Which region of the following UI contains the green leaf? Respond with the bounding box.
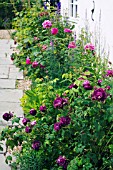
[12,117,20,124]
[6,155,12,161]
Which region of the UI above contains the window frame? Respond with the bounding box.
[69,0,78,21]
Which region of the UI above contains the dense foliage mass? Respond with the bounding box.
[0,3,113,170]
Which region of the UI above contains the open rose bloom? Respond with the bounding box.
[84,43,95,51]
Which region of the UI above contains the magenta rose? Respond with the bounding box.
[51,28,58,35]
[106,70,113,77]
[26,58,31,65]
[32,61,38,68]
[42,20,52,28]
[68,41,76,48]
[64,28,72,33]
[84,43,95,51]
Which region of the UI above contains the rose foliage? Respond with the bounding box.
[0,3,113,170]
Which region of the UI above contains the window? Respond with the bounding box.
[70,0,78,18]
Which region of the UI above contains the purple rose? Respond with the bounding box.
[39,105,46,112]
[53,97,62,108]
[83,80,92,90]
[53,97,68,108]
[92,88,107,102]
[68,84,78,89]
[106,86,111,90]
[54,122,62,131]
[30,120,36,127]
[22,118,30,126]
[25,126,32,133]
[59,116,71,126]
[56,156,68,169]
[30,109,37,116]
[3,112,13,121]
[106,70,113,77]
[32,140,41,150]
[97,79,102,86]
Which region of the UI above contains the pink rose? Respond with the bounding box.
[84,43,95,51]
[64,28,72,33]
[32,61,38,68]
[68,41,76,49]
[42,45,48,50]
[26,58,31,65]
[42,20,52,29]
[51,28,58,35]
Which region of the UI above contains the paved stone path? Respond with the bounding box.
[0,39,24,170]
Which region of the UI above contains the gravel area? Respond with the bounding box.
[0,30,15,39]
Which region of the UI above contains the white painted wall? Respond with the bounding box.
[61,0,113,63]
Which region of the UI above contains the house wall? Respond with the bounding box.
[61,0,113,62]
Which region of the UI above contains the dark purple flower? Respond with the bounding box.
[92,88,107,102]
[59,116,71,126]
[3,112,13,121]
[57,2,61,10]
[53,97,62,108]
[106,86,111,90]
[43,2,47,10]
[22,118,30,126]
[54,122,62,131]
[25,126,32,133]
[62,98,68,106]
[106,70,113,77]
[32,140,41,150]
[56,156,68,168]
[53,97,68,108]
[97,79,102,86]
[39,105,46,112]
[83,80,93,90]
[68,84,78,89]
[30,109,37,116]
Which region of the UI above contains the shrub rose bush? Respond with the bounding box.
[0,3,113,170]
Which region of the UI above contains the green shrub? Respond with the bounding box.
[0,4,113,170]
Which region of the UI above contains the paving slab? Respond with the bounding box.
[0,66,9,79]
[0,155,11,170]
[0,79,15,89]
[0,89,23,102]
[9,71,23,80]
[0,39,23,169]
[0,58,13,65]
